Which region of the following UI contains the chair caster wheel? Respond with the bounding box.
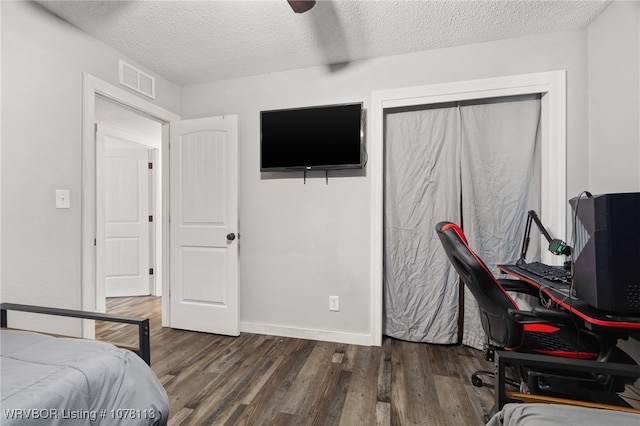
[472,376,483,387]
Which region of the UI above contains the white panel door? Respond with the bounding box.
[170,116,239,335]
[96,124,152,299]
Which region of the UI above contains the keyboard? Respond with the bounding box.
[516,260,572,282]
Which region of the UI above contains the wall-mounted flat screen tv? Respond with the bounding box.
[260,102,364,171]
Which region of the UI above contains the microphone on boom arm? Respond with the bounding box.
[521,210,572,260]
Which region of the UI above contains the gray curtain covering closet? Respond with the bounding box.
[383,95,541,348]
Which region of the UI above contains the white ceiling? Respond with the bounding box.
[37,0,610,86]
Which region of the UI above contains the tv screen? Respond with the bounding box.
[260,102,364,171]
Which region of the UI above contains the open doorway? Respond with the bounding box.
[95,98,162,308]
[81,73,180,338]
[93,97,164,340]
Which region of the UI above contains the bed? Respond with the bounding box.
[1,304,168,426]
[486,403,640,426]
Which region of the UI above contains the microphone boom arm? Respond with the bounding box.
[520,210,571,260]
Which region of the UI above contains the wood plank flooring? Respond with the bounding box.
[96,296,495,425]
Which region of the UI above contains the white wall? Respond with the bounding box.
[181,29,590,343]
[0,1,179,334]
[588,0,640,194]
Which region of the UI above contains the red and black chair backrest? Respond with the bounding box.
[435,221,524,350]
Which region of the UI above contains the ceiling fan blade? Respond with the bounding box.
[287,0,316,14]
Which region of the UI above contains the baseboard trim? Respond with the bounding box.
[239,322,377,346]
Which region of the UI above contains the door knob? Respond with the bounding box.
[226,233,236,241]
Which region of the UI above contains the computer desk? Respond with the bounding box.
[498,264,640,338]
[495,264,640,411]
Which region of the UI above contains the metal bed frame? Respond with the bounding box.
[0,302,151,365]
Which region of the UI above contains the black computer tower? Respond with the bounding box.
[569,192,640,314]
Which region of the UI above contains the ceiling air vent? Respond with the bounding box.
[118,60,155,99]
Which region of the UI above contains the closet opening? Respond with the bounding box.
[382,95,541,348]
[369,71,567,346]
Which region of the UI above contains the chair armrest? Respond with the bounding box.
[531,306,574,324]
[507,308,546,324]
[507,306,575,326]
[497,278,540,298]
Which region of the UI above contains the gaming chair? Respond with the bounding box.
[434,221,635,396]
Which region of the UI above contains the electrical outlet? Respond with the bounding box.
[329,296,339,312]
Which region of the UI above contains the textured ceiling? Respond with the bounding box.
[37,0,610,86]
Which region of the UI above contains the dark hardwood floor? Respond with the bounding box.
[97,296,495,425]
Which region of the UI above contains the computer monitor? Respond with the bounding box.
[569,192,640,314]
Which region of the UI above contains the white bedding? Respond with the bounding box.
[486,403,640,426]
[1,330,168,425]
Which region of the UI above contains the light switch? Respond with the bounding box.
[56,189,70,209]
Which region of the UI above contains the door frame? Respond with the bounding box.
[81,73,179,338]
[370,71,567,346]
